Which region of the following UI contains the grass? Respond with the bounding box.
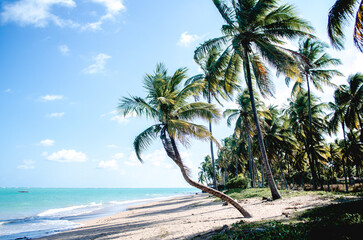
[192,199,363,240]
[219,187,362,201]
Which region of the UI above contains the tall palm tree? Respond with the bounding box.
[224,89,269,187]
[287,37,342,190]
[335,73,363,142]
[118,63,251,217]
[188,47,240,189]
[328,0,363,52]
[328,91,350,192]
[285,90,328,190]
[195,0,313,199]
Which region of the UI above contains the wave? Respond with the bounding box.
[0,191,196,239]
[37,202,102,218]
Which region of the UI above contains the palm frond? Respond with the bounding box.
[134,124,162,162]
[353,1,363,51]
[168,120,221,148]
[177,102,221,122]
[328,0,358,50]
[118,96,158,119]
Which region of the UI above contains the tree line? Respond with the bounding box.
[118,0,363,216]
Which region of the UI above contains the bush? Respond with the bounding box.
[226,176,248,190]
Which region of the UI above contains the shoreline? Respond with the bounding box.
[36,192,338,240]
[0,189,197,240]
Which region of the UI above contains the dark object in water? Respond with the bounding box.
[18,191,28,193]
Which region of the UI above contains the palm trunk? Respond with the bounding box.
[260,156,265,187]
[247,132,255,187]
[358,112,363,143]
[306,77,318,190]
[341,123,349,193]
[254,161,260,187]
[208,90,217,189]
[160,129,251,217]
[277,157,288,189]
[242,46,281,199]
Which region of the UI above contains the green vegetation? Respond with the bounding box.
[120,0,363,216]
[226,176,248,190]
[192,199,363,240]
[328,0,363,52]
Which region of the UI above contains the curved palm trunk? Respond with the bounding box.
[160,129,251,217]
[208,91,217,189]
[306,77,319,190]
[242,46,281,199]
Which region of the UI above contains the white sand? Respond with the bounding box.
[38,193,337,240]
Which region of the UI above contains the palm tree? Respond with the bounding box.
[287,37,342,190]
[328,92,350,192]
[285,90,328,190]
[335,73,363,142]
[195,0,313,199]
[328,0,363,52]
[224,89,269,187]
[198,156,214,185]
[263,105,296,189]
[118,63,251,217]
[189,47,240,189]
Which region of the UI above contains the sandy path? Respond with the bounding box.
[38,193,335,240]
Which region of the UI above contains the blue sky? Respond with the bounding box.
[1,0,362,188]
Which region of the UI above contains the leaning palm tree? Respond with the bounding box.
[328,0,363,52]
[188,46,241,189]
[287,37,342,189]
[195,0,313,199]
[118,63,251,217]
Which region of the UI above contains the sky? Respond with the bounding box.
[0,0,362,188]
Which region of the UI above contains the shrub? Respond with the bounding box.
[226,176,248,190]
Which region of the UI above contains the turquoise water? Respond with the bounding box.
[0,188,197,239]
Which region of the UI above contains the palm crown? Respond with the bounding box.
[196,0,313,97]
[118,63,252,217]
[118,63,221,162]
[328,0,363,52]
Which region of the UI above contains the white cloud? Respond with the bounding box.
[125,149,175,169]
[1,0,125,30]
[109,110,137,124]
[98,159,118,170]
[1,0,78,28]
[17,159,35,169]
[336,48,363,77]
[4,88,11,93]
[124,151,143,166]
[82,0,125,31]
[178,32,200,47]
[58,44,70,56]
[46,112,65,118]
[46,149,87,163]
[39,94,64,101]
[40,139,55,146]
[83,53,111,74]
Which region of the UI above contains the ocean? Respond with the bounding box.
[0,188,197,240]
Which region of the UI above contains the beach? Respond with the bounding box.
[37,193,336,240]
